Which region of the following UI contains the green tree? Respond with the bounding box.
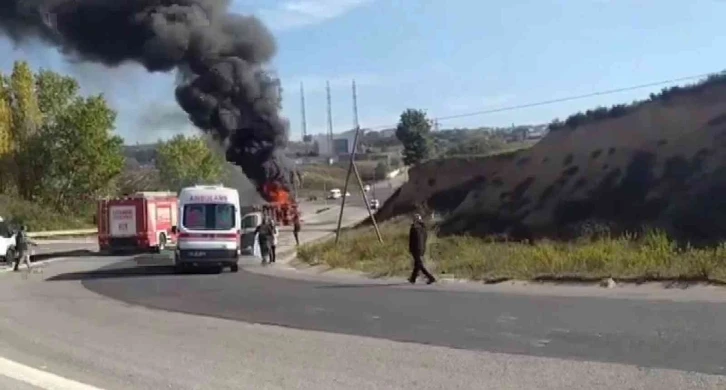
[0,74,13,193]
[8,62,44,198]
[0,62,124,211]
[395,108,432,166]
[10,61,43,141]
[41,94,125,211]
[35,70,80,121]
[155,134,223,191]
[0,62,124,226]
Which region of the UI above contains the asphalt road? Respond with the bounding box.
[0,239,97,271]
[4,256,723,390]
[301,172,405,213]
[0,175,725,388]
[68,256,726,377]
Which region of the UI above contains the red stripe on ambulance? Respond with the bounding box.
[178,232,239,241]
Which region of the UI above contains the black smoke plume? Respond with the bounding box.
[0,0,296,200]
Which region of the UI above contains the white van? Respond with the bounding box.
[328,188,341,199]
[173,185,242,273]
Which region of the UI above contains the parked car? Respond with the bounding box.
[328,189,341,199]
[0,218,18,264]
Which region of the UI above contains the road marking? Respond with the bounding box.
[0,356,104,389]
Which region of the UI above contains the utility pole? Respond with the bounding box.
[326,80,334,157]
[300,82,307,142]
[335,80,383,244]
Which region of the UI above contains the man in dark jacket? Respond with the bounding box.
[13,225,37,272]
[254,217,274,265]
[408,213,436,284]
[292,215,301,246]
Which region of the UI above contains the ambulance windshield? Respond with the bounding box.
[182,203,235,230]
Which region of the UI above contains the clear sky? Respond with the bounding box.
[1,0,726,144]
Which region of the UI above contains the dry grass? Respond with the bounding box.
[298,219,726,283]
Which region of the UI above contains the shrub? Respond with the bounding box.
[0,195,93,231]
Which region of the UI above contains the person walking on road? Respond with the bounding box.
[254,217,274,265]
[292,215,301,246]
[408,214,436,285]
[13,225,37,272]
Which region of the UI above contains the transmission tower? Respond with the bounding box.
[352,79,360,153]
[300,82,308,142]
[352,80,359,129]
[326,80,334,156]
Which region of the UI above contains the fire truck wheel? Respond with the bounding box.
[230,263,239,273]
[155,233,167,253]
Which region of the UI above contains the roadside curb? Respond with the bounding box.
[33,238,97,245]
[243,208,373,278]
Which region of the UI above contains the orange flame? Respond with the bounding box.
[262,182,290,205]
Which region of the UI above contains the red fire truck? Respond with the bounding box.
[97,192,178,254]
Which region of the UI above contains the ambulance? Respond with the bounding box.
[173,185,244,272]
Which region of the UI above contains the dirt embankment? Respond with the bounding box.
[377,76,726,244]
[375,152,518,219]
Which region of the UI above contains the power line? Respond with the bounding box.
[367,70,722,131]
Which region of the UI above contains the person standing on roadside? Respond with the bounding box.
[13,225,37,272]
[254,216,274,265]
[292,214,301,246]
[270,219,279,263]
[408,214,436,285]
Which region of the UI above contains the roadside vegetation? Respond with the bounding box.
[0,61,123,231]
[548,71,726,132]
[0,60,226,231]
[0,195,92,231]
[298,218,726,284]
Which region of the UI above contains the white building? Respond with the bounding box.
[312,129,358,156]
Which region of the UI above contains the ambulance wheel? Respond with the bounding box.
[174,263,186,274]
[230,263,239,273]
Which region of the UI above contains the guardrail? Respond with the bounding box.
[20,202,341,240]
[27,229,98,239]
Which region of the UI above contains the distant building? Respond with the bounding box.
[333,138,350,154]
[504,125,548,142]
[312,129,357,156]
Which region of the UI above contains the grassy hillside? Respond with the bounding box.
[377,71,726,245]
[300,71,726,283]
